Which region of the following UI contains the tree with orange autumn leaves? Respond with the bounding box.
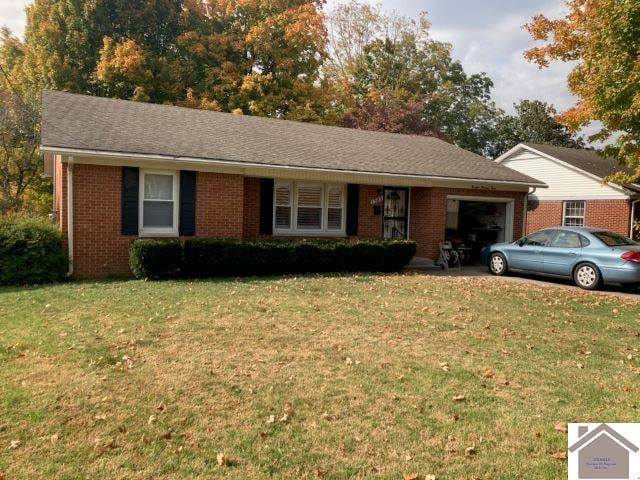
[525,0,640,182]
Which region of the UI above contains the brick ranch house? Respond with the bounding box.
[41,91,545,278]
[496,143,640,239]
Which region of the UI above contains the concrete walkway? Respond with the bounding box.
[407,264,640,300]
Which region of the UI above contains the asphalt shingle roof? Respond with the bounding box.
[41,91,543,186]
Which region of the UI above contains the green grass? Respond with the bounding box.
[1,273,639,479]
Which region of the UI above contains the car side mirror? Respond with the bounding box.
[517,238,526,247]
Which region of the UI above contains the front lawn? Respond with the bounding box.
[1,274,639,479]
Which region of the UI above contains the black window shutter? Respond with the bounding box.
[346,184,359,236]
[259,178,274,235]
[179,171,197,236]
[121,167,139,235]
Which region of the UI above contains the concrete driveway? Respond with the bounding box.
[411,264,640,300]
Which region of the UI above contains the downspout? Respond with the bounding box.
[66,157,74,277]
[631,198,640,240]
[524,187,536,236]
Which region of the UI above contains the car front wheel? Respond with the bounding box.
[489,252,508,276]
[573,262,601,290]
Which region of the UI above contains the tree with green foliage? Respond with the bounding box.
[327,2,502,155]
[525,0,640,182]
[487,100,584,159]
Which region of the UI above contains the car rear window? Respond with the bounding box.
[592,231,638,247]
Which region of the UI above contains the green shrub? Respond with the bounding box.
[0,216,67,285]
[183,238,417,277]
[129,239,183,279]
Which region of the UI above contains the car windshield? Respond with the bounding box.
[592,231,638,247]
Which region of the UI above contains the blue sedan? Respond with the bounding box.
[483,227,640,290]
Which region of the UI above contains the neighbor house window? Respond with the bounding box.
[563,201,586,227]
[273,181,345,235]
[140,170,179,236]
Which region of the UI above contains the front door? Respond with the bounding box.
[383,188,409,239]
[509,230,552,272]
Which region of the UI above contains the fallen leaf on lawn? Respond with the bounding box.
[148,415,157,425]
[156,402,166,412]
[526,344,535,350]
[577,363,584,369]
[94,413,107,421]
[439,362,450,372]
[551,451,567,460]
[345,357,353,365]
[217,452,229,466]
[403,474,418,480]
[554,422,567,433]
[162,429,172,440]
[9,440,20,450]
[314,468,325,477]
[497,379,510,386]
[465,444,476,456]
[452,413,460,421]
[452,395,466,402]
[627,354,633,360]
[481,368,494,378]
[50,434,60,443]
[425,476,436,480]
[279,401,293,422]
[266,415,275,424]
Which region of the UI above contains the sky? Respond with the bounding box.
[0,0,580,124]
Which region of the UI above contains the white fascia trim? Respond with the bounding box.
[498,143,631,196]
[528,195,630,201]
[39,146,547,189]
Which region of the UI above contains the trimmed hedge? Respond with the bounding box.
[129,239,183,279]
[128,238,416,279]
[0,216,67,285]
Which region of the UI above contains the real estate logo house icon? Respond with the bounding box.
[568,424,640,480]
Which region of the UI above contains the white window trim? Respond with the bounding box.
[273,181,346,236]
[562,200,586,227]
[139,170,179,237]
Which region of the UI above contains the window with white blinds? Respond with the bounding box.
[273,182,345,234]
[274,183,292,229]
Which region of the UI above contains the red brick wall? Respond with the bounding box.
[410,187,526,259]
[584,200,631,236]
[355,184,383,238]
[195,172,244,238]
[525,200,563,234]
[526,199,631,236]
[64,166,245,278]
[243,177,261,237]
[53,156,67,243]
[71,164,131,278]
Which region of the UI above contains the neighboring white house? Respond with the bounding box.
[496,143,640,238]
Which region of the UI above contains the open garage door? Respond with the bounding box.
[445,196,515,264]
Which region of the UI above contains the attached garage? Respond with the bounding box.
[445,196,515,264]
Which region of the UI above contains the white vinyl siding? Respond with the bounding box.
[273,181,345,235]
[500,150,629,200]
[563,200,586,227]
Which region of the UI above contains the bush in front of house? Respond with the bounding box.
[129,239,183,279]
[0,216,67,285]
[182,238,417,277]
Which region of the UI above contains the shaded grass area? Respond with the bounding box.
[1,274,639,479]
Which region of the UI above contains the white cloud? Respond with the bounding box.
[0,0,29,38]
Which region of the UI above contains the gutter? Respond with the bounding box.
[524,187,537,236]
[39,145,548,189]
[66,157,74,277]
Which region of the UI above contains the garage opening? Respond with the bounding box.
[445,197,514,264]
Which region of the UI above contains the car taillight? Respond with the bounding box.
[621,250,640,263]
